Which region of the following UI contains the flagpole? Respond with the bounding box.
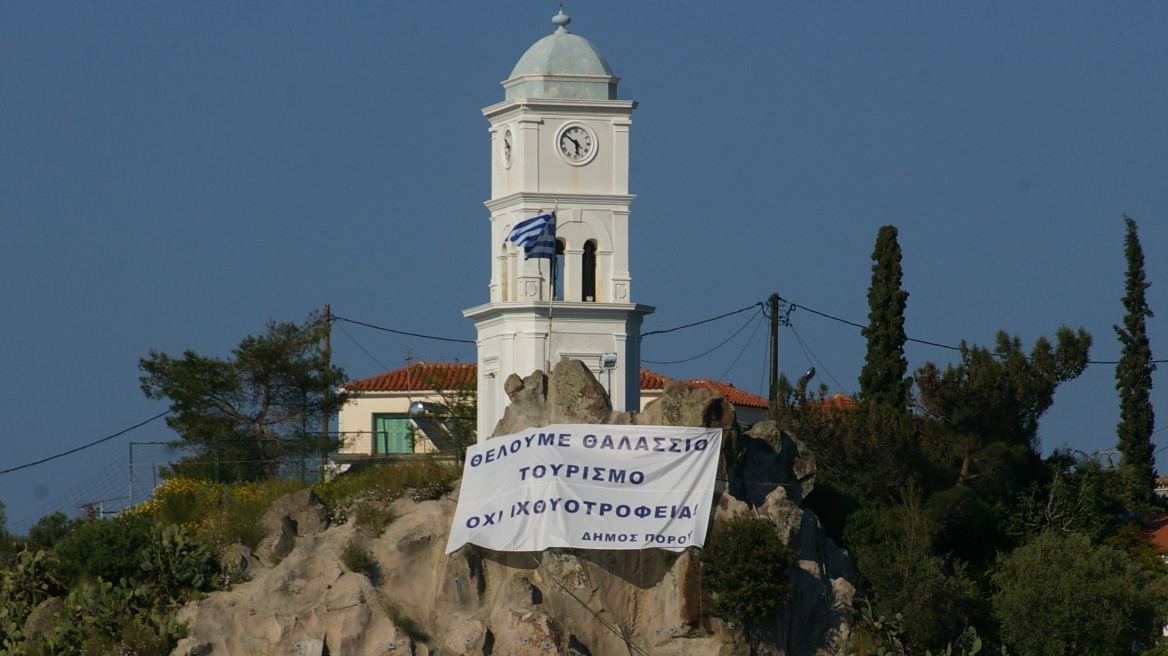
[546,202,558,372]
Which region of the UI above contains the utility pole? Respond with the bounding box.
[768,293,779,415]
[319,304,331,480]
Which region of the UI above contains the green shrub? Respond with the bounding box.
[924,485,1003,567]
[50,512,155,587]
[340,539,376,577]
[134,477,302,551]
[139,523,218,592]
[314,460,458,524]
[146,477,224,528]
[0,500,14,565]
[0,549,60,651]
[844,493,981,652]
[26,511,74,552]
[385,602,416,635]
[195,480,301,551]
[353,501,395,538]
[993,531,1165,656]
[700,513,798,624]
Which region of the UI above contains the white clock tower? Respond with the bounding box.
[464,10,654,439]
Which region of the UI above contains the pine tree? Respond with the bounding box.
[859,225,911,409]
[1115,215,1157,505]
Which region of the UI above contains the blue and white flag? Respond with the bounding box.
[506,212,556,260]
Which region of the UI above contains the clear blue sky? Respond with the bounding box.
[2,2,1165,531]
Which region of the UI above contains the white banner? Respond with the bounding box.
[446,424,722,554]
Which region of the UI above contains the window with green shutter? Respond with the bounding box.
[373,413,412,454]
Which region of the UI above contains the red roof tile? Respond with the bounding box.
[345,363,768,409]
[814,392,857,410]
[1139,514,1168,552]
[679,378,769,409]
[640,368,669,390]
[344,362,476,392]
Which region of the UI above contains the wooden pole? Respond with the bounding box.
[769,293,779,414]
[320,304,331,480]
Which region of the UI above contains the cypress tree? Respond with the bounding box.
[1115,215,1157,505]
[859,225,911,409]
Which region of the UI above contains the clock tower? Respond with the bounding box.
[464,10,654,439]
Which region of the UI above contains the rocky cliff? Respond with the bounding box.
[175,359,855,656]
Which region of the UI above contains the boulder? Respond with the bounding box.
[176,524,413,656]
[255,488,329,563]
[22,596,64,640]
[220,543,262,582]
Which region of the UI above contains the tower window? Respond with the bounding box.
[499,242,510,301]
[582,240,597,302]
[555,239,566,301]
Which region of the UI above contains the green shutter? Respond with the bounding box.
[373,414,411,454]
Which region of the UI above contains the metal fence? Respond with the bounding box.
[8,434,455,535]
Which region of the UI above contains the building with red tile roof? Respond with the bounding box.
[337,361,772,456]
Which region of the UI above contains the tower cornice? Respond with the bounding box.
[482,97,637,121]
[484,192,635,212]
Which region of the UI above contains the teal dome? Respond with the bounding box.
[504,11,618,101]
[509,32,613,78]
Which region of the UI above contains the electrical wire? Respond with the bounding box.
[717,310,764,382]
[759,320,771,398]
[0,411,169,476]
[643,307,762,365]
[1146,426,1168,456]
[334,320,393,372]
[642,302,762,337]
[779,294,1168,366]
[332,315,475,344]
[789,322,849,394]
[780,295,960,351]
[1085,358,1168,364]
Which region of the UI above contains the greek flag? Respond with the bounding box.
[506,212,556,260]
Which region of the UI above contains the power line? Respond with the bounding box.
[789,322,849,394]
[779,294,1168,366]
[717,311,765,381]
[334,320,393,372]
[0,411,168,476]
[332,315,475,345]
[644,307,762,365]
[1084,359,1168,364]
[642,302,763,337]
[780,296,960,351]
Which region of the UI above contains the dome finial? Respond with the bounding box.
[552,5,570,34]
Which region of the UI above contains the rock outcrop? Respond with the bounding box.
[176,359,854,656]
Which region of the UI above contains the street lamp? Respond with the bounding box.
[601,352,618,400]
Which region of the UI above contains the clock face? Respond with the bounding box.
[502,128,513,168]
[558,125,594,163]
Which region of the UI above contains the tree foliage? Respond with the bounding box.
[915,328,1091,484]
[49,513,155,587]
[139,312,349,482]
[25,512,73,553]
[993,531,1165,656]
[1115,215,1157,506]
[1,519,218,656]
[859,225,912,410]
[701,514,798,625]
[0,502,13,565]
[845,488,980,651]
